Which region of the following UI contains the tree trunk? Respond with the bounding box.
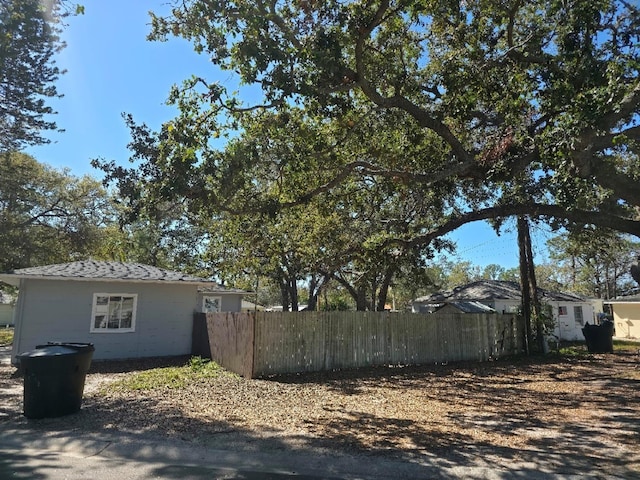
[356,286,368,311]
[518,216,532,355]
[306,273,328,312]
[518,216,544,353]
[523,219,544,352]
[289,277,299,311]
[279,279,290,311]
[376,269,394,311]
[307,275,319,312]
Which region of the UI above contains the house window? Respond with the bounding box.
[558,306,568,316]
[91,294,137,333]
[574,306,584,326]
[202,296,222,313]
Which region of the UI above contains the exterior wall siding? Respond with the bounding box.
[549,301,594,341]
[0,304,14,325]
[11,279,205,364]
[612,304,640,339]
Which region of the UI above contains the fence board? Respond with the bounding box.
[205,312,254,378]
[195,311,525,377]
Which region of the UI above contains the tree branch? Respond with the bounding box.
[350,2,473,164]
[381,203,640,250]
[598,81,640,130]
[572,125,640,208]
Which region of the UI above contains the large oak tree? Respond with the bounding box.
[127,0,640,242]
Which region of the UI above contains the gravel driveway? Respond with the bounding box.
[1,349,639,478]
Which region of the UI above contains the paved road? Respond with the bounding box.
[0,426,629,480]
[0,429,441,480]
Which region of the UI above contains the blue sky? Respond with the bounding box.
[25,0,550,271]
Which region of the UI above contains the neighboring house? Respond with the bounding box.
[605,295,640,339]
[413,280,594,341]
[198,292,264,313]
[198,286,247,313]
[0,290,15,326]
[0,261,245,366]
[240,300,265,313]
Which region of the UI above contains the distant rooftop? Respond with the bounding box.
[437,301,497,313]
[415,280,586,304]
[606,294,640,303]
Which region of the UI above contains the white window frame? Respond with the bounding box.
[558,305,568,316]
[574,305,584,326]
[202,295,222,313]
[91,293,137,333]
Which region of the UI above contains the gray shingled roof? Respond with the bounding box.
[198,285,249,295]
[439,301,497,313]
[415,280,586,303]
[1,261,219,285]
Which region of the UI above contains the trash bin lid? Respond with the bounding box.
[18,345,83,358]
[36,342,95,353]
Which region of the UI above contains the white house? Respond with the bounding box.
[0,261,246,366]
[412,280,594,341]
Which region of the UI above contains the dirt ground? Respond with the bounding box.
[2,348,640,477]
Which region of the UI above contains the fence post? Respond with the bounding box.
[191,312,210,358]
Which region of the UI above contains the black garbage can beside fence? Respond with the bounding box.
[582,321,614,353]
[17,342,95,419]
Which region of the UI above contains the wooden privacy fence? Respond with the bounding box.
[192,311,525,378]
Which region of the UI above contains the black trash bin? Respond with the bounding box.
[582,321,614,353]
[17,342,94,419]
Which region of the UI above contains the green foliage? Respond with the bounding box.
[0,328,13,346]
[0,0,66,152]
[547,228,639,298]
[0,152,116,271]
[319,294,352,311]
[104,357,229,392]
[532,304,556,343]
[188,355,215,372]
[557,343,590,357]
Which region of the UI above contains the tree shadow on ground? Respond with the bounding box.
[269,352,640,476]
[0,451,64,480]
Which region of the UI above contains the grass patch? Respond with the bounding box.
[104,357,232,392]
[0,327,13,346]
[557,342,589,356]
[553,339,639,356]
[613,339,640,352]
